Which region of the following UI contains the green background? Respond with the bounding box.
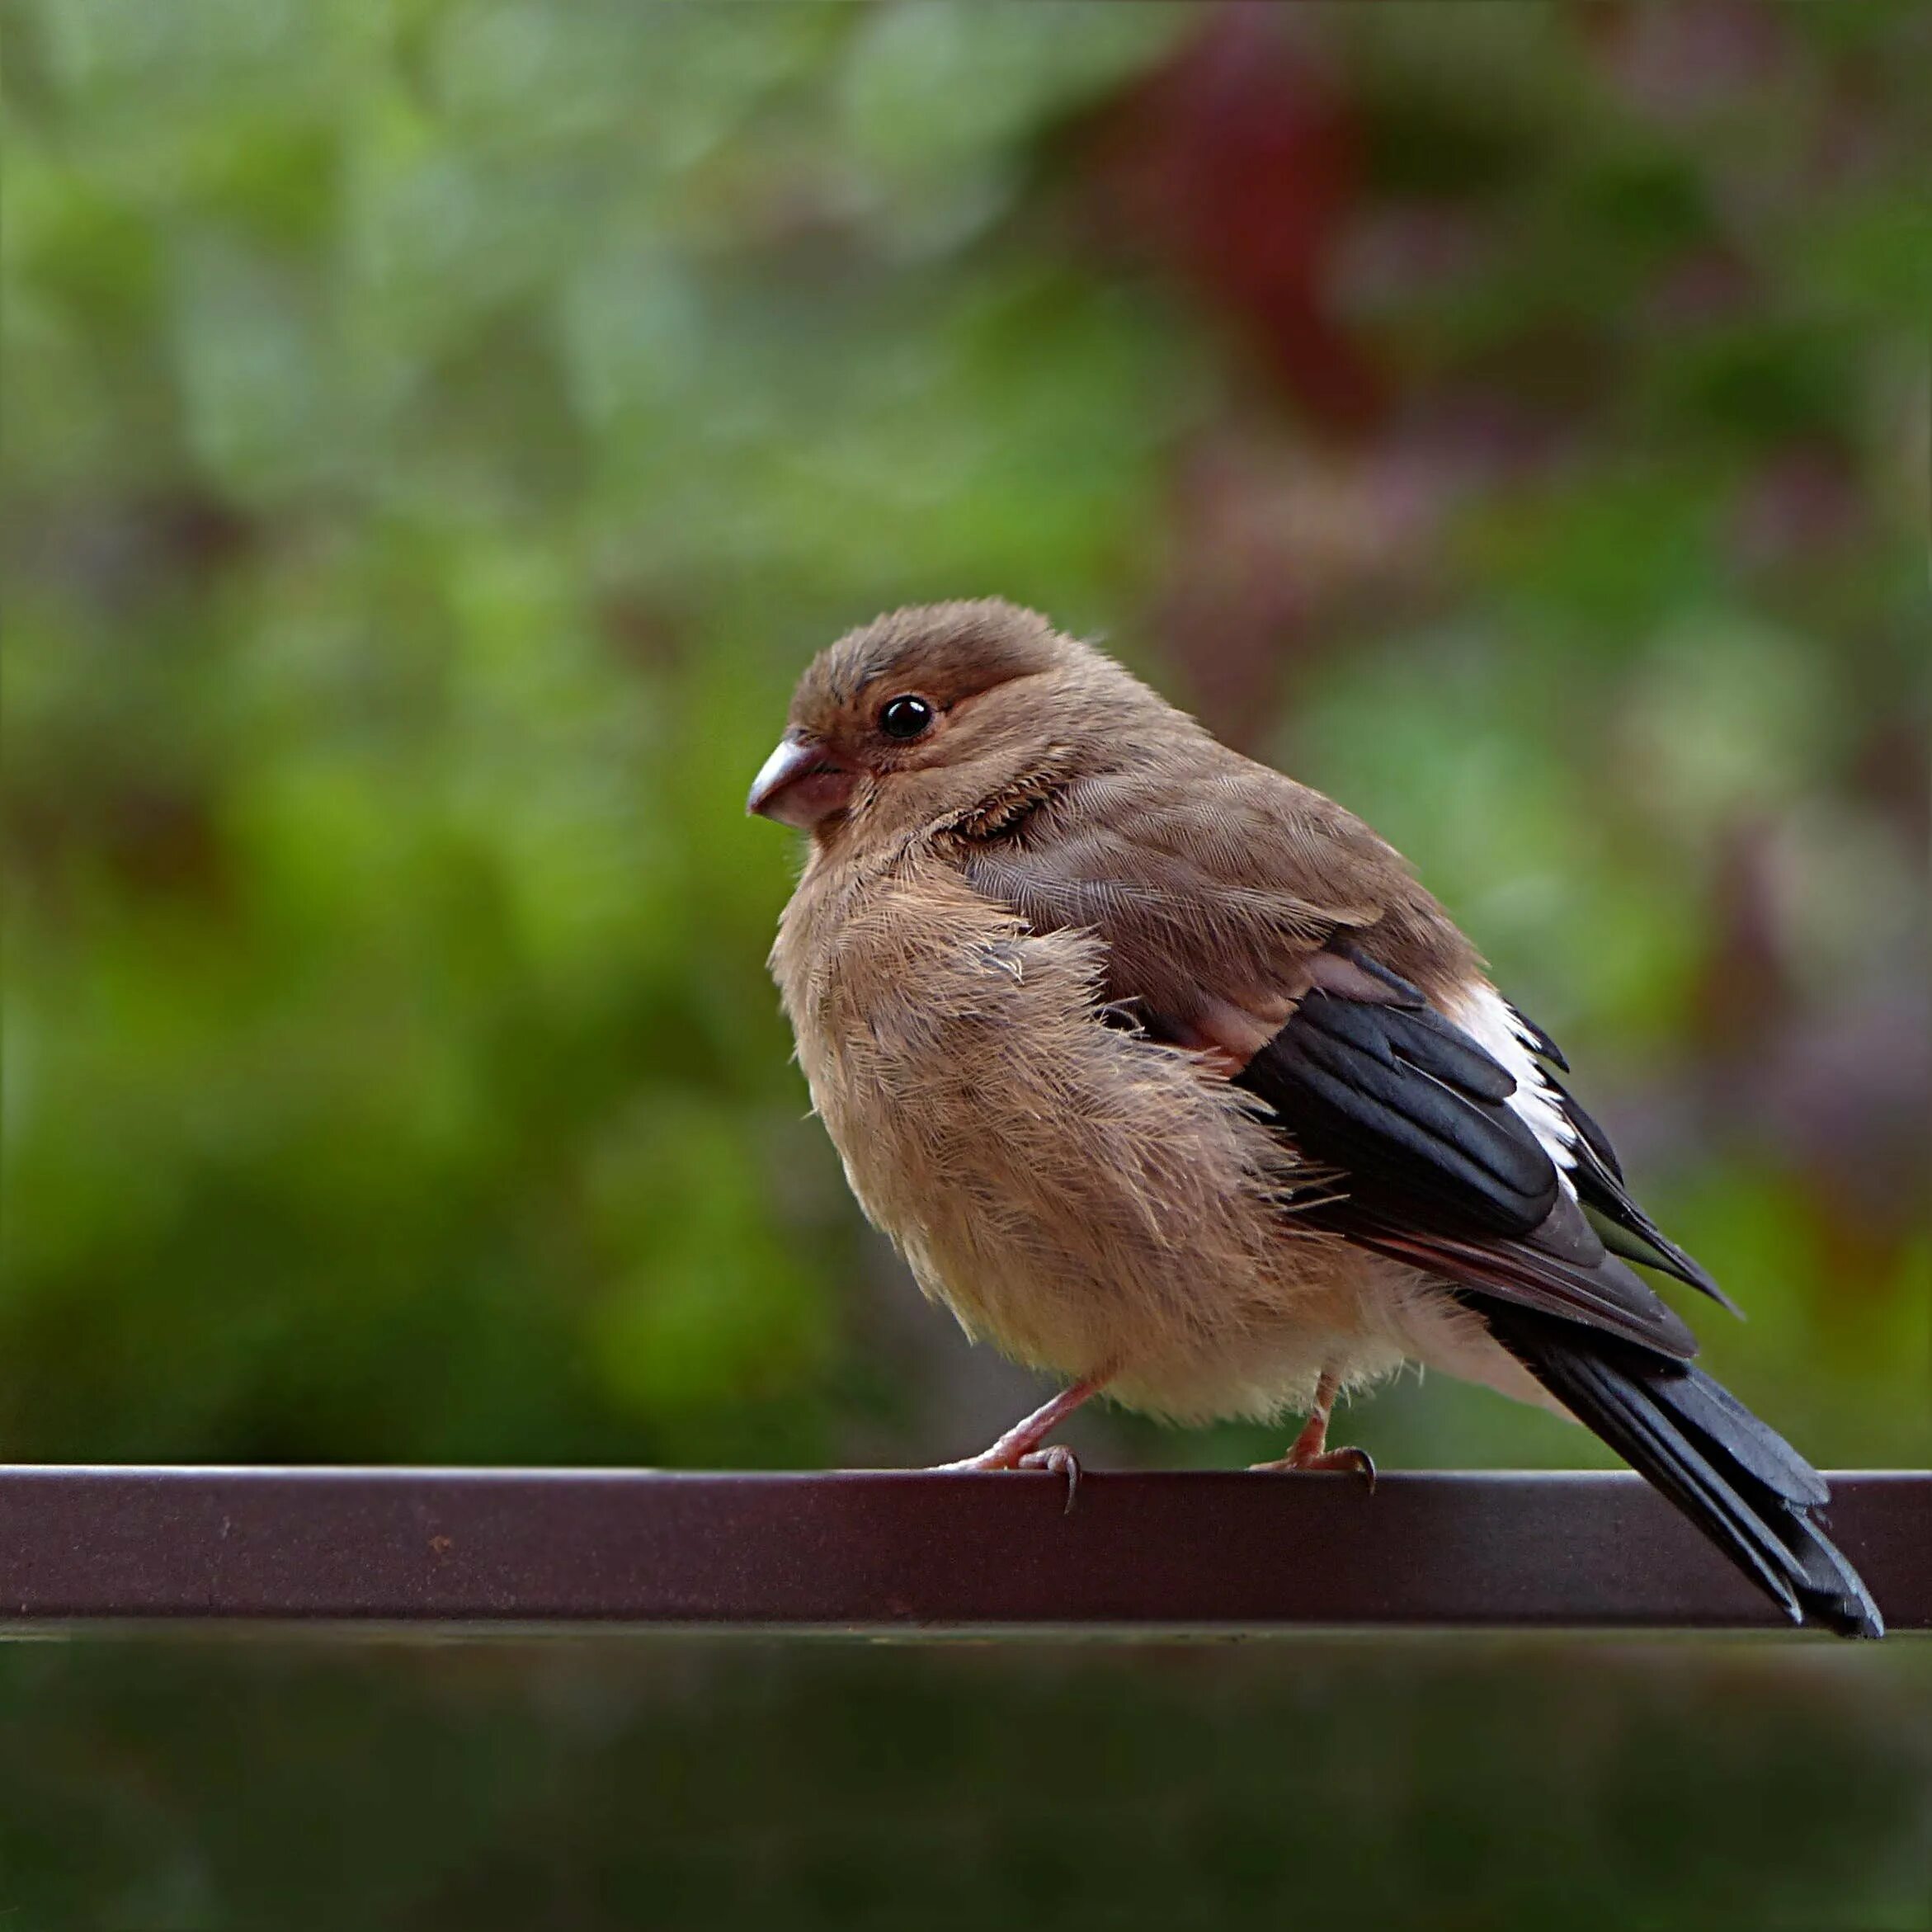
[2,3,1927,1926]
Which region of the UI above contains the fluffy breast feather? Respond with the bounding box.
[770,855,1398,1421]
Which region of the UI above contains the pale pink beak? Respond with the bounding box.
[747,732,858,829]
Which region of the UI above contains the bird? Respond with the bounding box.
[747,597,1883,1638]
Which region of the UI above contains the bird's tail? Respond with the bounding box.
[1476,1301,1883,1638]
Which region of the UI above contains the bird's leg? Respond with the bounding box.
[929,1378,1102,1510]
[1250,1369,1376,1485]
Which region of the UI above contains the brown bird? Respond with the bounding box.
[748,599,1881,1637]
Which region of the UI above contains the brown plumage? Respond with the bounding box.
[750,599,1882,1637]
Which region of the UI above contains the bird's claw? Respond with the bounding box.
[1249,1444,1377,1491]
[928,1440,1083,1511]
[1017,1443,1081,1512]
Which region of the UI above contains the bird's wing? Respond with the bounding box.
[950,756,1709,1359]
[1230,950,1697,1358]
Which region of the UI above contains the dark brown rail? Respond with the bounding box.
[1,1467,1924,1634]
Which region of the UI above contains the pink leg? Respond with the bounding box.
[1249,1369,1376,1485]
[929,1378,1102,1510]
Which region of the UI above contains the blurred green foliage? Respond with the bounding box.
[2,4,1927,1925]
[3,0,1924,1472]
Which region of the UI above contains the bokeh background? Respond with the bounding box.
[2,2,1927,1926]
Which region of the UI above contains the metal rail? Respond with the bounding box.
[2,1467,1924,1635]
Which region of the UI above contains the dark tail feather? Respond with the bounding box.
[1477,1301,1883,1638]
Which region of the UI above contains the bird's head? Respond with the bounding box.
[747,599,1159,841]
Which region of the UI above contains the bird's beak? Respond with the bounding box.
[747,732,858,829]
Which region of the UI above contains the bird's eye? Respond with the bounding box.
[879,695,935,741]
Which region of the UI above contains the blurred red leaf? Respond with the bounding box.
[1085,3,1383,435]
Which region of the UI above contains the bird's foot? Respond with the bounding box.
[924,1379,1101,1512]
[930,1441,1082,1511]
[1248,1444,1376,1487]
[1249,1392,1376,1487]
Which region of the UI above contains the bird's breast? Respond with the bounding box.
[769,858,1377,1411]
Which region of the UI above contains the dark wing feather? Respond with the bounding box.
[1508,1004,1737,1316]
[1547,1069,1741,1316]
[1235,985,1697,1359]
[1248,993,1548,1232]
[1506,1001,1569,1070]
